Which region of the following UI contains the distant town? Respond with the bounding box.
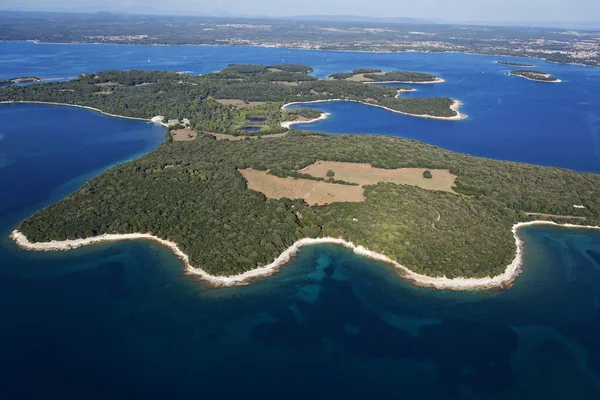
[1,11,599,68]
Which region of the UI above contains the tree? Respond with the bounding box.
[423,170,433,179]
[326,169,335,177]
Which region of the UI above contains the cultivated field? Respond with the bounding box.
[300,161,458,193]
[213,99,267,109]
[345,72,385,82]
[241,161,459,206]
[171,128,197,141]
[240,169,365,206]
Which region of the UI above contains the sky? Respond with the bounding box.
[2,0,599,23]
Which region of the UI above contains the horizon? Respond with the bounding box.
[1,0,599,27]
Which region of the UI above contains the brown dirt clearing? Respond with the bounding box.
[171,128,197,141]
[213,99,267,109]
[345,72,385,82]
[300,161,458,193]
[345,73,373,82]
[240,169,365,206]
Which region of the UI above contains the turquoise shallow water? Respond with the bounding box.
[1,43,600,398]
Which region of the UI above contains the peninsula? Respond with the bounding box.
[0,76,42,87]
[509,69,561,82]
[0,64,462,139]
[3,65,598,290]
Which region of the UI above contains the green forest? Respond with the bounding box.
[15,132,600,279]
[5,65,596,280]
[0,64,459,134]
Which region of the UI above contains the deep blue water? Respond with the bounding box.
[1,42,600,398]
[2,41,600,172]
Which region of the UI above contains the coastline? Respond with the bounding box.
[363,77,445,84]
[508,72,562,83]
[0,101,169,127]
[282,98,467,121]
[395,88,417,98]
[10,221,600,290]
[280,112,330,128]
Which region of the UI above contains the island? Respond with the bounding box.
[0,76,42,87]
[495,61,535,67]
[3,65,598,290]
[328,68,443,84]
[509,70,561,82]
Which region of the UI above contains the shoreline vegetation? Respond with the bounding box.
[280,111,330,128]
[10,221,600,290]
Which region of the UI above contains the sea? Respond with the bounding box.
[1,41,600,399]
